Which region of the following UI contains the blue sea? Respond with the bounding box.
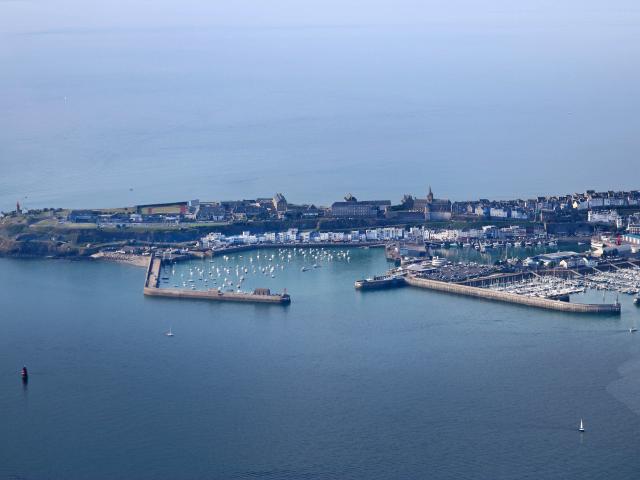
[2,249,640,479]
[2,1,640,211]
[3,2,640,478]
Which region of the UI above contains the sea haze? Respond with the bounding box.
[2,1,640,210]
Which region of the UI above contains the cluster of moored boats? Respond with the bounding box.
[584,269,640,295]
[488,276,587,299]
[159,247,351,293]
[487,267,640,303]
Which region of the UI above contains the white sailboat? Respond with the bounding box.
[578,419,585,432]
[165,327,174,337]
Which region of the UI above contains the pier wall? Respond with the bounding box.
[143,286,290,304]
[143,254,290,305]
[404,275,620,314]
[145,256,160,288]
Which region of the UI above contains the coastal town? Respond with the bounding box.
[4,186,640,232]
[2,186,640,310]
[2,186,640,264]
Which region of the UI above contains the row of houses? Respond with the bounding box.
[200,223,546,250]
[200,227,409,248]
[452,190,640,222]
[62,188,640,225]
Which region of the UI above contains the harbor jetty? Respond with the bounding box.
[354,270,621,314]
[143,255,291,305]
[403,274,621,314]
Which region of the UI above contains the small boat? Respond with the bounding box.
[165,328,174,337]
[21,366,28,379]
[301,266,308,272]
[634,296,640,306]
[578,419,585,432]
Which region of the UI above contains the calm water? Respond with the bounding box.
[2,249,640,479]
[2,1,640,210]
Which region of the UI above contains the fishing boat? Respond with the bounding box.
[21,366,28,380]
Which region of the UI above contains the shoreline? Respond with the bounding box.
[90,251,151,268]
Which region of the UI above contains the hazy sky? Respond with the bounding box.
[3,1,640,30]
[1,1,639,209]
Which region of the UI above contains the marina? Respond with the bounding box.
[354,255,640,314]
[144,246,358,305]
[144,255,291,305]
[144,239,636,313]
[403,274,621,314]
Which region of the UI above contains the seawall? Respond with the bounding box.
[143,255,290,305]
[404,275,621,314]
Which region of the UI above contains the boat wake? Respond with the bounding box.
[607,355,640,416]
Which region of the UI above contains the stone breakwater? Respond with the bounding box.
[404,275,621,314]
[143,256,291,305]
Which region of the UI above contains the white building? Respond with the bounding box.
[588,210,622,228]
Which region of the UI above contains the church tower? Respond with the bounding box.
[427,186,434,203]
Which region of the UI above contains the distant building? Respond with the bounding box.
[396,187,452,221]
[489,207,509,219]
[136,202,188,215]
[68,210,99,223]
[423,187,452,221]
[272,193,287,214]
[331,194,390,218]
[197,202,227,221]
[588,209,623,228]
[622,233,640,247]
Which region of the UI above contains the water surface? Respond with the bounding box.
[2,250,640,479]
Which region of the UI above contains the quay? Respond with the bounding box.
[143,255,291,305]
[353,271,621,314]
[403,274,620,314]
